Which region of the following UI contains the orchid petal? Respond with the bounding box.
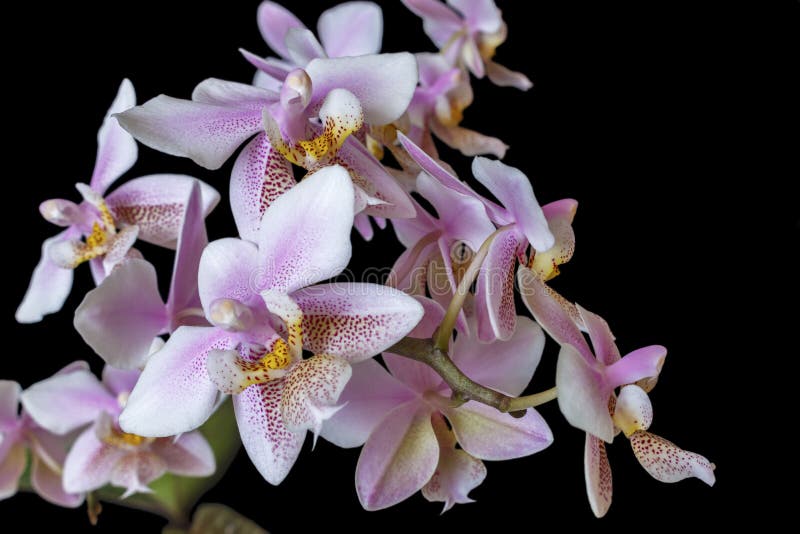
[472,157,554,251]
[530,199,578,281]
[22,368,117,435]
[16,229,77,323]
[230,132,296,243]
[198,238,261,309]
[62,427,122,494]
[452,316,545,397]
[0,442,26,500]
[102,367,142,398]
[460,37,485,78]
[120,327,234,437]
[151,431,215,477]
[584,434,613,518]
[486,60,533,91]
[613,385,653,436]
[429,121,508,159]
[90,79,138,195]
[105,174,218,249]
[605,346,667,389]
[0,381,21,427]
[402,0,463,48]
[556,344,614,443]
[449,0,502,33]
[318,2,383,57]
[444,401,552,460]
[31,454,83,507]
[306,53,418,125]
[321,359,415,448]
[242,49,295,83]
[191,78,277,106]
[355,400,438,510]
[629,431,716,486]
[257,1,307,61]
[260,291,304,362]
[292,283,424,363]
[474,226,520,342]
[110,451,167,498]
[115,90,265,170]
[74,259,168,370]
[257,165,354,293]
[100,225,139,275]
[234,380,305,485]
[285,28,326,66]
[353,213,375,240]
[167,181,208,322]
[577,305,620,366]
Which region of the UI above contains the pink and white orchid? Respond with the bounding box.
[1,370,83,508]
[119,166,423,484]
[402,0,532,90]
[322,299,552,510]
[20,363,215,498]
[16,79,220,324]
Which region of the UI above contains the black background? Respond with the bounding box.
[2,0,797,531]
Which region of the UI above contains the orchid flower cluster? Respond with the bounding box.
[4,0,714,525]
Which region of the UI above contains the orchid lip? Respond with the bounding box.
[208,298,255,332]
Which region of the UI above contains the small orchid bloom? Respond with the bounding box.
[21,364,215,499]
[1,370,84,507]
[396,133,561,342]
[402,0,532,90]
[74,181,209,370]
[402,52,508,159]
[321,299,552,511]
[119,167,423,484]
[16,79,220,324]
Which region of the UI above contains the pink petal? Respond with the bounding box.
[306,53,418,125]
[280,354,352,437]
[257,165,354,293]
[0,381,21,428]
[242,49,295,82]
[452,316,545,397]
[115,90,266,170]
[318,2,383,57]
[355,400,438,510]
[353,212,375,241]
[460,37,485,78]
[101,225,139,275]
[449,0,502,33]
[605,345,667,389]
[101,367,142,398]
[285,28,326,66]
[151,431,215,478]
[584,434,613,518]
[74,259,168,370]
[109,451,167,498]
[105,174,219,249]
[577,305,620,366]
[198,238,261,310]
[257,1,307,61]
[90,79,138,195]
[444,401,552,460]
[234,380,305,485]
[486,60,533,91]
[429,121,508,159]
[474,226,520,342]
[230,132,296,243]
[21,368,118,435]
[16,229,77,323]
[321,359,415,448]
[402,0,463,48]
[472,157,554,252]
[292,283,424,363]
[62,427,123,494]
[31,454,83,508]
[629,431,716,486]
[0,442,25,500]
[119,327,234,437]
[556,345,614,443]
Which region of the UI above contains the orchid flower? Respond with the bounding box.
[73,181,209,370]
[321,299,552,511]
[16,79,220,324]
[1,367,84,508]
[402,0,532,90]
[20,362,215,499]
[119,167,423,484]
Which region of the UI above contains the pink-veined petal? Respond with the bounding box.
[584,434,613,518]
[629,431,716,486]
[105,174,219,249]
[167,181,208,323]
[74,259,168,370]
[102,367,142,398]
[198,238,261,310]
[472,157,553,251]
[62,427,123,494]
[115,91,265,170]
[321,359,415,448]
[306,53,417,125]
[556,344,614,443]
[0,381,21,428]
[151,431,215,478]
[292,283,424,363]
[355,400,438,511]
[474,226,520,342]
[402,0,463,48]
[452,316,544,397]
[110,451,167,498]
[257,165,354,293]
[16,229,77,323]
[444,401,552,460]
[234,380,305,485]
[119,327,235,437]
[230,132,296,243]
[605,346,667,389]
[90,79,138,195]
[486,60,533,91]
[0,442,26,500]
[318,2,383,57]
[21,368,118,435]
[257,1,307,61]
[280,354,352,438]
